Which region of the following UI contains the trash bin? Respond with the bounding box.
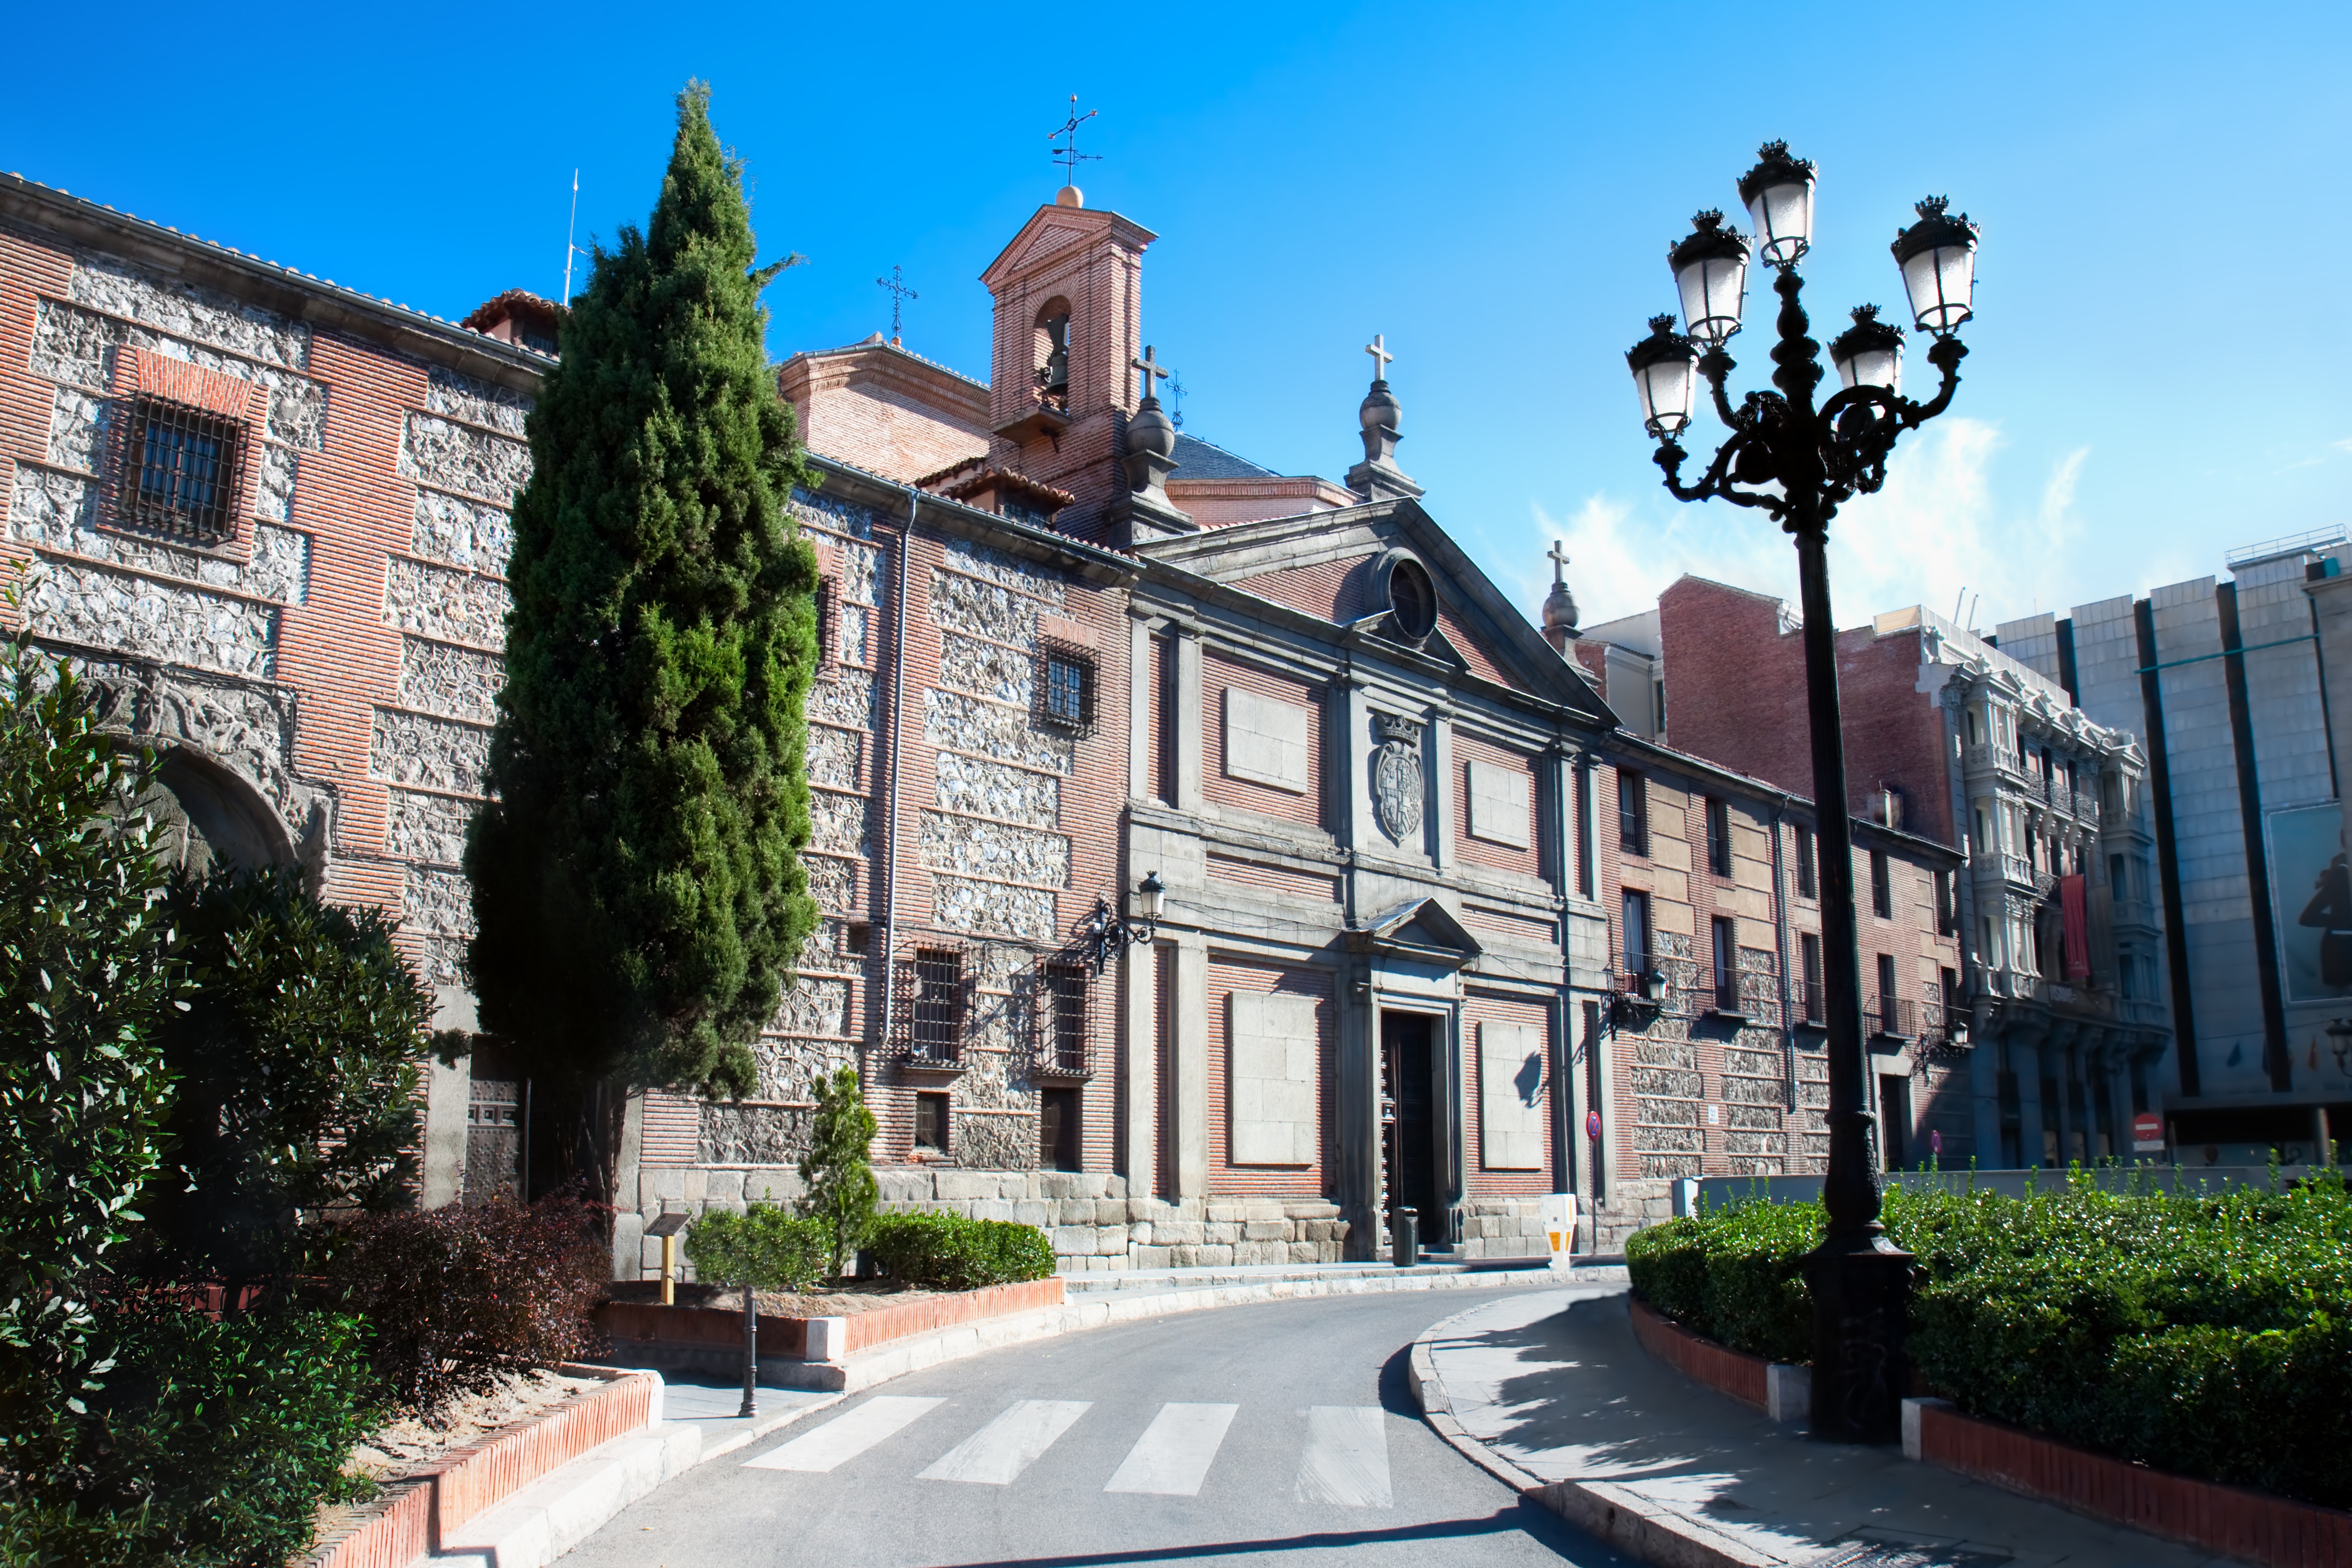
[1390,1208,1419,1268]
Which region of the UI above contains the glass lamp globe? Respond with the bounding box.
[1892,196,1981,335]
[1667,211,1749,345]
[1625,315,1699,440]
[1737,141,1816,269]
[1829,305,1905,396]
[1136,870,1168,923]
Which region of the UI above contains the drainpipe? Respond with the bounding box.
[1767,791,1798,1124]
[874,486,917,1056]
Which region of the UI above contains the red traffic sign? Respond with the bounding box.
[1586,1110,1603,1141]
[2131,1112,2165,1151]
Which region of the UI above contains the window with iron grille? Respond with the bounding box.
[1710,916,1738,1013]
[1034,639,1096,737]
[1030,955,1093,1079]
[1800,931,1824,1024]
[1705,796,1731,878]
[815,579,835,666]
[120,395,244,542]
[891,945,967,1065]
[1619,889,1651,978]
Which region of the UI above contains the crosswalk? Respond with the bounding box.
[743,1394,1394,1506]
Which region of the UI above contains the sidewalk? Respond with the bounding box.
[1413,1287,2248,1568]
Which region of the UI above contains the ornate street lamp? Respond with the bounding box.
[1079,871,1167,975]
[1624,143,1979,1445]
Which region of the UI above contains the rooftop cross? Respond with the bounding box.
[876,264,917,341]
[1166,370,1186,429]
[1131,344,1169,405]
[1050,96,1102,186]
[1549,539,1571,586]
[1364,333,1393,382]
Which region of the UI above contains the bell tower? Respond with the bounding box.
[978,188,1165,539]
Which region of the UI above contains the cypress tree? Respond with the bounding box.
[465,82,819,1186]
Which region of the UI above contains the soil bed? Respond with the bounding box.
[345,1367,604,1484]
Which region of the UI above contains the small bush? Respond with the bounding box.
[866,1212,1055,1291]
[0,1297,378,1568]
[799,1067,878,1279]
[328,1190,608,1413]
[684,1205,827,1294]
[1624,1199,1814,1365]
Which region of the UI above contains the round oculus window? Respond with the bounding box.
[1385,556,1438,641]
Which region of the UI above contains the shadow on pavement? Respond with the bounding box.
[947,1498,1629,1565]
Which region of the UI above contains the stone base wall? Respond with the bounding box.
[627,1165,1347,1279]
[1584,1177,1677,1254]
[1453,1197,1551,1260]
[875,1168,1346,1273]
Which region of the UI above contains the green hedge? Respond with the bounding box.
[1624,1172,2352,1509]
[684,1205,829,1294]
[866,1212,1055,1291]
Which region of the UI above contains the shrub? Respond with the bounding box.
[140,868,434,1292]
[0,1296,378,1568]
[1629,1171,2352,1509]
[0,612,182,1380]
[799,1066,878,1279]
[327,1189,608,1413]
[684,1206,827,1295]
[866,1212,1055,1291]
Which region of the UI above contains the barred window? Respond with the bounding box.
[911,947,965,1061]
[1033,639,1097,737]
[1035,957,1092,1078]
[124,395,242,541]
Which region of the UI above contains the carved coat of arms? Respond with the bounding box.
[1372,714,1423,843]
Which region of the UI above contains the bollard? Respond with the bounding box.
[738,1287,758,1419]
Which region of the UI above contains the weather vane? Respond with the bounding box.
[877,264,917,341]
[1050,96,1101,186]
[1166,370,1186,429]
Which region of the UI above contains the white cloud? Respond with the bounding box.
[1513,420,2105,637]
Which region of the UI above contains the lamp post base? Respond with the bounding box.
[1801,1236,1912,1443]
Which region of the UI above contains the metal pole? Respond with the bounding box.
[1791,501,1912,1446]
[738,1287,758,1419]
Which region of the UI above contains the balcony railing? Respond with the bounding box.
[1864,995,1917,1039]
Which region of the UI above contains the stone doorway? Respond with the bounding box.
[1380,1011,1442,1242]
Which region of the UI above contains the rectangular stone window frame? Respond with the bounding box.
[1033,637,1097,738]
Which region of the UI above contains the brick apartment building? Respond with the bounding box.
[1574,575,2169,1171]
[1,168,1968,1272]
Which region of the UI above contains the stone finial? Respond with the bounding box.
[1347,334,1422,502]
[1542,540,1579,653]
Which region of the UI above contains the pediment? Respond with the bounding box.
[980,204,1157,289]
[1348,897,1483,970]
[1142,499,1611,719]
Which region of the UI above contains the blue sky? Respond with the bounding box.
[8,1,2347,634]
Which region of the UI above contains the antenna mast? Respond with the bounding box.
[561,169,580,305]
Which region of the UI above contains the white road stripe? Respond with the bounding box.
[1103,1402,1238,1496]
[743,1396,946,1472]
[918,1400,1092,1485]
[1295,1406,1392,1507]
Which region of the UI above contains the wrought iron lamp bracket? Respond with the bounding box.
[1077,895,1158,977]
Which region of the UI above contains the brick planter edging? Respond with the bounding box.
[1909,1397,2352,1568]
[594,1275,1067,1366]
[300,1366,655,1568]
[1625,1293,1767,1412]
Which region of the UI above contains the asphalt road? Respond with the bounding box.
[565,1285,1638,1568]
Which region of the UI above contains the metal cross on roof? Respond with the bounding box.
[1364,333,1394,382]
[1050,96,1101,185]
[1549,539,1571,585]
[1131,343,1168,404]
[1166,371,1186,429]
[876,265,917,340]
